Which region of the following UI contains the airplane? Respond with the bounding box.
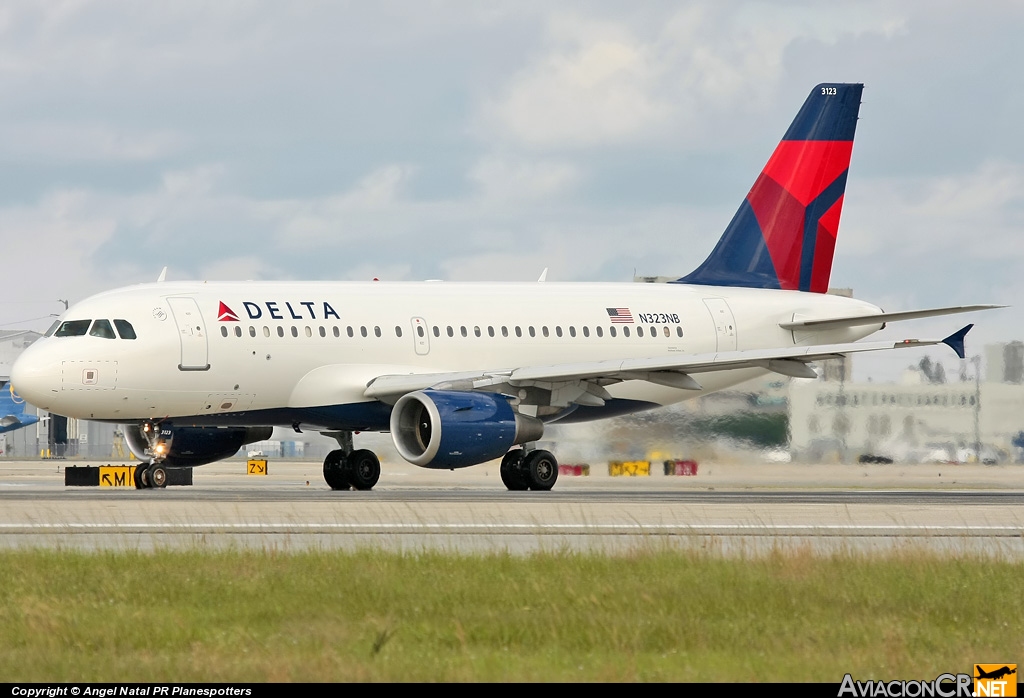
[9,82,1000,490]
[0,381,39,434]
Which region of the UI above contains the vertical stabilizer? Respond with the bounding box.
[676,83,863,293]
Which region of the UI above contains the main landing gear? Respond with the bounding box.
[500,448,558,491]
[321,431,380,491]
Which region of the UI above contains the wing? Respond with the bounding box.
[365,325,974,407]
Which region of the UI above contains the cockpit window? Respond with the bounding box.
[89,319,116,339]
[55,320,92,337]
[44,320,61,337]
[114,319,137,340]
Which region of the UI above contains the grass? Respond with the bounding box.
[0,547,1020,682]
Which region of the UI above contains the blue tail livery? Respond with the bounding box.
[677,83,863,293]
[0,381,39,434]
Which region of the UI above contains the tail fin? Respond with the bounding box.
[676,83,863,293]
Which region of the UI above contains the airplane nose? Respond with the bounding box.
[10,344,57,410]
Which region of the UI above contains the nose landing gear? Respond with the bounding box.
[133,421,172,489]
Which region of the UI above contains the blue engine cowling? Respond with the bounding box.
[390,390,544,469]
[124,424,273,467]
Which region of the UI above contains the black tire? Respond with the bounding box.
[134,464,148,489]
[523,450,558,491]
[500,450,528,491]
[323,449,350,490]
[347,449,380,490]
[148,465,168,489]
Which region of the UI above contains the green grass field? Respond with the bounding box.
[1,547,1020,682]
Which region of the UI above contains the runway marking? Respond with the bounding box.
[0,523,1022,536]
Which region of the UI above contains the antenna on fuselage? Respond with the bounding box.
[537,268,548,282]
[156,267,168,283]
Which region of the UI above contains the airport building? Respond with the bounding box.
[788,342,1024,463]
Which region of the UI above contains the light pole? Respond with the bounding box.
[972,355,981,462]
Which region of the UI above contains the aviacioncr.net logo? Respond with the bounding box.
[839,673,973,697]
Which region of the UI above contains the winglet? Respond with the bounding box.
[941,324,973,359]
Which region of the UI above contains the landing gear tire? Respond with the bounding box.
[348,449,380,490]
[323,449,350,490]
[147,464,168,489]
[500,449,529,491]
[134,464,148,489]
[523,449,558,491]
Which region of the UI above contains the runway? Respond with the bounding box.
[1,459,1023,555]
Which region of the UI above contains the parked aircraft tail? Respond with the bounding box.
[676,82,863,293]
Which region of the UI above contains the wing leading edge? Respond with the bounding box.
[364,325,975,401]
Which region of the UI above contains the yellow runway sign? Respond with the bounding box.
[247,459,268,475]
[99,466,134,487]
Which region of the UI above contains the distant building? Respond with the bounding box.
[789,343,1024,463]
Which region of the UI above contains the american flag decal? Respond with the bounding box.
[606,307,634,324]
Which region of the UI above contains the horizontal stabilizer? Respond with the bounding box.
[779,305,1003,331]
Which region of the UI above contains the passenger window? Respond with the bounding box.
[250,326,257,338]
[278,326,285,337]
[416,326,424,337]
[221,326,228,337]
[347,326,354,337]
[264,326,271,337]
[432,326,440,337]
[89,319,116,339]
[234,326,242,337]
[515,326,522,338]
[305,326,312,337]
[333,327,340,338]
[676,326,683,337]
[650,326,657,338]
[529,326,535,337]
[555,326,562,337]
[474,326,481,337]
[487,326,494,337]
[361,326,368,338]
[663,327,670,338]
[542,326,549,337]
[291,326,298,337]
[610,327,617,337]
[55,320,92,337]
[374,326,381,338]
[395,326,403,337]
[582,326,589,338]
[447,326,454,337]
[637,327,644,337]
[501,326,508,337]
[319,327,326,337]
[114,319,137,340]
[569,326,576,337]
[623,327,630,337]
[596,326,603,337]
[460,326,467,337]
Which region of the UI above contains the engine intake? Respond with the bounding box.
[124,424,273,467]
[390,390,543,469]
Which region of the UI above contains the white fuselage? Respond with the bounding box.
[10,280,882,429]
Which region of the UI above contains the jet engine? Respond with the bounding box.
[390,390,543,469]
[124,424,273,467]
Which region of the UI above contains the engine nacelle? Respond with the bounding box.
[124,424,273,467]
[390,390,544,469]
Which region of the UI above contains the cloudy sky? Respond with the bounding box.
[0,0,1020,381]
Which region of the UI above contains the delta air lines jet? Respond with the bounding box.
[10,83,997,490]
